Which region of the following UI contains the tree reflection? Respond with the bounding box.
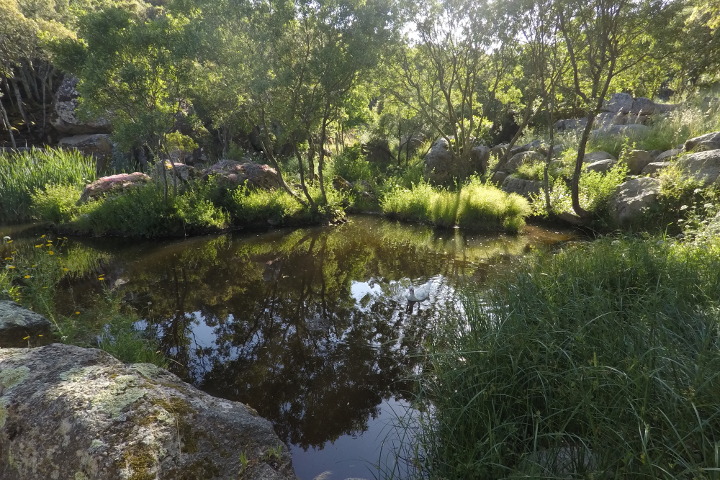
[87,217,568,449]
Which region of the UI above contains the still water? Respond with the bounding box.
[2,216,574,479]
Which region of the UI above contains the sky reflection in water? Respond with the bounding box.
[19,216,573,479]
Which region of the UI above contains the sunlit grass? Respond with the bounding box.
[415,236,720,478]
[0,148,96,224]
[380,179,530,233]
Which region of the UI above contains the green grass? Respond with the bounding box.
[0,148,96,224]
[415,236,720,479]
[380,178,530,233]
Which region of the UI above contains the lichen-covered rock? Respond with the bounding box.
[52,76,111,135]
[684,132,720,152]
[624,150,653,175]
[78,172,152,204]
[0,344,296,480]
[642,161,671,176]
[501,176,542,198]
[608,177,661,228]
[500,151,545,173]
[675,149,720,186]
[0,301,51,347]
[585,159,617,173]
[152,161,198,185]
[204,160,282,190]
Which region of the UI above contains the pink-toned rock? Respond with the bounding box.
[204,160,282,189]
[78,172,152,204]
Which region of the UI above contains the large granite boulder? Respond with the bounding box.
[583,151,616,163]
[0,301,51,347]
[684,132,720,152]
[78,172,153,204]
[0,344,296,480]
[52,76,111,135]
[501,176,542,198]
[675,149,720,186]
[500,151,545,173]
[469,145,490,176]
[59,134,114,173]
[624,150,654,175]
[608,177,661,228]
[204,160,282,190]
[585,159,617,173]
[424,138,455,185]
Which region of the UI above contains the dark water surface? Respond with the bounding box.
[2,216,574,479]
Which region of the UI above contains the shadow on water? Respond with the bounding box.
[1,215,575,479]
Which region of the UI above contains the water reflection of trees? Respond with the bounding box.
[114,218,551,448]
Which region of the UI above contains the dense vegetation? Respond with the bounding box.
[1,0,720,228]
[3,0,720,478]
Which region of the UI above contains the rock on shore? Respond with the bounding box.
[0,344,297,480]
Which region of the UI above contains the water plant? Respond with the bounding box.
[416,236,720,478]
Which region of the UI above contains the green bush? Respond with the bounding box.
[0,148,96,224]
[31,184,84,224]
[457,179,530,233]
[227,185,306,226]
[419,237,720,478]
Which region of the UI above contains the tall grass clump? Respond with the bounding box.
[227,185,307,226]
[0,148,96,223]
[457,178,530,233]
[381,179,530,233]
[418,237,720,479]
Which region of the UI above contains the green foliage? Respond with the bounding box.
[227,186,307,227]
[30,184,84,224]
[457,179,530,233]
[531,161,628,221]
[332,145,375,183]
[381,179,530,233]
[419,236,720,478]
[0,148,96,224]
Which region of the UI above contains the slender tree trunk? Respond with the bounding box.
[294,148,316,208]
[0,91,16,149]
[570,112,596,218]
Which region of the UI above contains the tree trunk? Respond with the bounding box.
[0,91,17,149]
[570,112,595,218]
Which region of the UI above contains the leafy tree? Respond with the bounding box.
[556,0,663,217]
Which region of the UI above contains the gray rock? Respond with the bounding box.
[608,177,661,228]
[585,159,617,173]
[52,76,111,135]
[78,172,152,204]
[0,344,296,480]
[490,170,509,185]
[424,138,454,185]
[0,301,51,347]
[502,151,545,173]
[692,141,720,152]
[59,134,113,162]
[602,93,634,113]
[655,148,682,162]
[624,150,653,175]
[501,176,542,198]
[204,160,282,190]
[152,161,198,185]
[684,131,720,152]
[641,162,671,176]
[554,118,588,131]
[583,151,616,163]
[469,145,490,175]
[676,149,720,186]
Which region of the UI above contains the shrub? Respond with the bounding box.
[31,184,84,224]
[227,186,305,226]
[457,179,530,233]
[419,237,720,478]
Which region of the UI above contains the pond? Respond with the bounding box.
[1,216,575,479]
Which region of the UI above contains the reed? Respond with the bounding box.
[416,236,720,478]
[0,148,96,224]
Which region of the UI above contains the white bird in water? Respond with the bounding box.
[406,283,430,313]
